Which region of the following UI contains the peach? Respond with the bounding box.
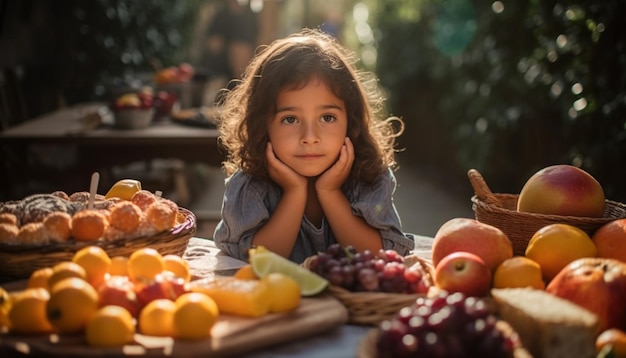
[431,218,513,272]
[517,164,605,217]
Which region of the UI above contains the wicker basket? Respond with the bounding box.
[468,169,626,256]
[0,207,196,280]
[304,254,435,325]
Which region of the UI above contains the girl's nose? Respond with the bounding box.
[300,122,320,144]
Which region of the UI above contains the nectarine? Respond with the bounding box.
[431,218,513,272]
[517,164,605,217]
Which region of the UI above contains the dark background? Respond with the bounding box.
[1,0,625,205]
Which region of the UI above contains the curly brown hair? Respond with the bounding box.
[218,28,403,185]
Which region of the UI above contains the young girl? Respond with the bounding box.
[213,29,415,263]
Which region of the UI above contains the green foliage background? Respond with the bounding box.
[368,0,626,201]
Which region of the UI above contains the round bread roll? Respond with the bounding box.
[131,190,157,211]
[0,223,19,245]
[17,222,48,245]
[145,202,177,232]
[71,210,108,241]
[0,213,18,226]
[43,211,72,242]
[109,201,143,233]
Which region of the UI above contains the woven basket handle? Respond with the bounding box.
[467,169,502,207]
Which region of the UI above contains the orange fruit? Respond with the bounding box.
[596,328,626,357]
[27,267,54,291]
[128,248,164,283]
[48,261,88,290]
[163,255,191,282]
[173,292,219,340]
[592,219,626,263]
[86,305,135,347]
[138,298,176,337]
[262,273,301,313]
[72,246,112,288]
[8,288,54,334]
[234,264,258,280]
[492,256,546,290]
[525,223,598,281]
[46,277,99,333]
[108,256,129,277]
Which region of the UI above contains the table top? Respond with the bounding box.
[0,103,219,145]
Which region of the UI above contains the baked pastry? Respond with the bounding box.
[17,222,48,245]
[491,287,599,358]
[0,213,18,226]
[7,194,82,225]
[109,201,143,233]
[0,223,19,245]
[51,191,70,200]
[145,202,176,232]
[43,211,72,242]
[69,191,105,203]
[130,190,157,211]
[71,210,108,241]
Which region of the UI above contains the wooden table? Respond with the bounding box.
[0,103,223,201]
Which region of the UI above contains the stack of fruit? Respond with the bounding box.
[109,87,178,127]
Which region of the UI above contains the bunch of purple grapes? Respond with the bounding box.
[375,291,517,358]
[306,244,431,294]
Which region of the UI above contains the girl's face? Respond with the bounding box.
[268,77,348,177]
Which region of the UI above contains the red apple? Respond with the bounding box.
[517,164,606,217]
[432,218,513,272]
[135,271,189,307]
[546,257,626,332]
[97,276,142,317]
[434,252,492,297]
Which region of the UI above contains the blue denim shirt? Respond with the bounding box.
[213,168,415,263]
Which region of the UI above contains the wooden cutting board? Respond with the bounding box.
[0,293,348,357]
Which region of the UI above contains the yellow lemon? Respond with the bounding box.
[72,246,112,288]
[493,256,546,290]
[128,248,164,283]
[163,254,191,282]
[138,298,176,337]
[27,267,54,291]
[105,179,142,200]
[249,246,328,296]
[46,277,99,333]
[8,288,53,334]
[173,292,219,340]
[525,223,598,281]
[48,261,88,290]
[262,273,301,313]
[86,305,135,347]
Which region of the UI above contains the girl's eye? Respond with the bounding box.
[321,114,336,123]
[281,116,297,124]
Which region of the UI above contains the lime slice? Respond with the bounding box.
[249,248,329,297]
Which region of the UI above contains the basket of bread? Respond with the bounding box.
[302,244,435,325]
[468,166,626,256]
[0,177,196,279]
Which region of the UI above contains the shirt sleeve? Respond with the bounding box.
[349,169,415,256]
[213,171,274,261]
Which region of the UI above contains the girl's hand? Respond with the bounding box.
[316,137,354,192]
[266,142,307,190]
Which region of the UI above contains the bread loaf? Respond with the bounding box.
[491,288,599,358]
